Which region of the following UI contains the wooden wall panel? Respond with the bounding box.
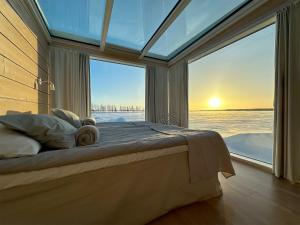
[0,34,47,77]
[0,76,48,103]
[0,13,48,70]
[0,0,48,59]
[3,56,48,92]
[0,98,48,115]
[0,0,49,115]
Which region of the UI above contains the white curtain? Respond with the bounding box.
[168,59,188,128]
[50,47,91,118]
[273,2,300,183]
[145,65,169,124]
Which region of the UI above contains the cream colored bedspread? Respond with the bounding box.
[0,122,234,182]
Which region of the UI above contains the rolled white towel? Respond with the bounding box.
[75,125,99,146]
[81,117,96,126]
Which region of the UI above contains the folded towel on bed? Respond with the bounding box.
[81,117,96,126]
[75,125,99,146]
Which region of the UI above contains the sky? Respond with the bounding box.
[189,24,276,110]
[90,60,145,107]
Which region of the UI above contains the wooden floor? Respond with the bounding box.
[149,161,300,225]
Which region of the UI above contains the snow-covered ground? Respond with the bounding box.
[224,133,273,164]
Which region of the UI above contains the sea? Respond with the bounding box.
[92,110,274,164]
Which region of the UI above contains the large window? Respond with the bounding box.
[90,59,145,122]
[189,25,275,164]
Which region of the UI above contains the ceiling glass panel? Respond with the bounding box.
[36,0,105,45]
[107,0,179,50]
[147,0,248,60]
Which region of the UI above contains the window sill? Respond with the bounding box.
[230,153,273,173]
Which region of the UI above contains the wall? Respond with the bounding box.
[0,0,49,115]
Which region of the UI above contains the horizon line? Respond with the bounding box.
[91,108,274,112]
[189,108,274,112]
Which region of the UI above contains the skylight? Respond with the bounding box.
[147,0,248,60]
[35,0,251,60]
[36,0,106,45]
[107,0,179,50]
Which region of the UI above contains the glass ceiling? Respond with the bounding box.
[36,0,106,45]
[147,0,247,60]
[107,0,179,50]
[35,0,250,61]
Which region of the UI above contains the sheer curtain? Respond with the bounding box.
[273,2,300,183]
[168,59,188,128]
[50,47,91,118]
[145,64,169,124]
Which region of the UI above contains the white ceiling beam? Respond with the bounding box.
[100,0,114,51]
[139,0,191,59]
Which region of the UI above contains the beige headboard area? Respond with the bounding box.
[0,0,49,116]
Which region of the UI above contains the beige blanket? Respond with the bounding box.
[148,124,234,182]
[0,122,235,181]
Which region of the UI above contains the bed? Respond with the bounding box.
[0,122,234,225]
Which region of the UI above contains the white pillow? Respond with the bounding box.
[0,114,77,149]
[0,124,41,159]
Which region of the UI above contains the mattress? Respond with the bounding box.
[0,145,188,190]
[0,150,222,225]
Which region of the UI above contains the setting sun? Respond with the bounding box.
[208,97,221,109]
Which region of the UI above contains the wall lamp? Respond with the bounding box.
[37,78,55,91]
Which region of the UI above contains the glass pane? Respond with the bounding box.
[107,0,178,50]
[36,0,105,45]
[188,25,276,164]
[90,60,145,122]
[148,0,248,60]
